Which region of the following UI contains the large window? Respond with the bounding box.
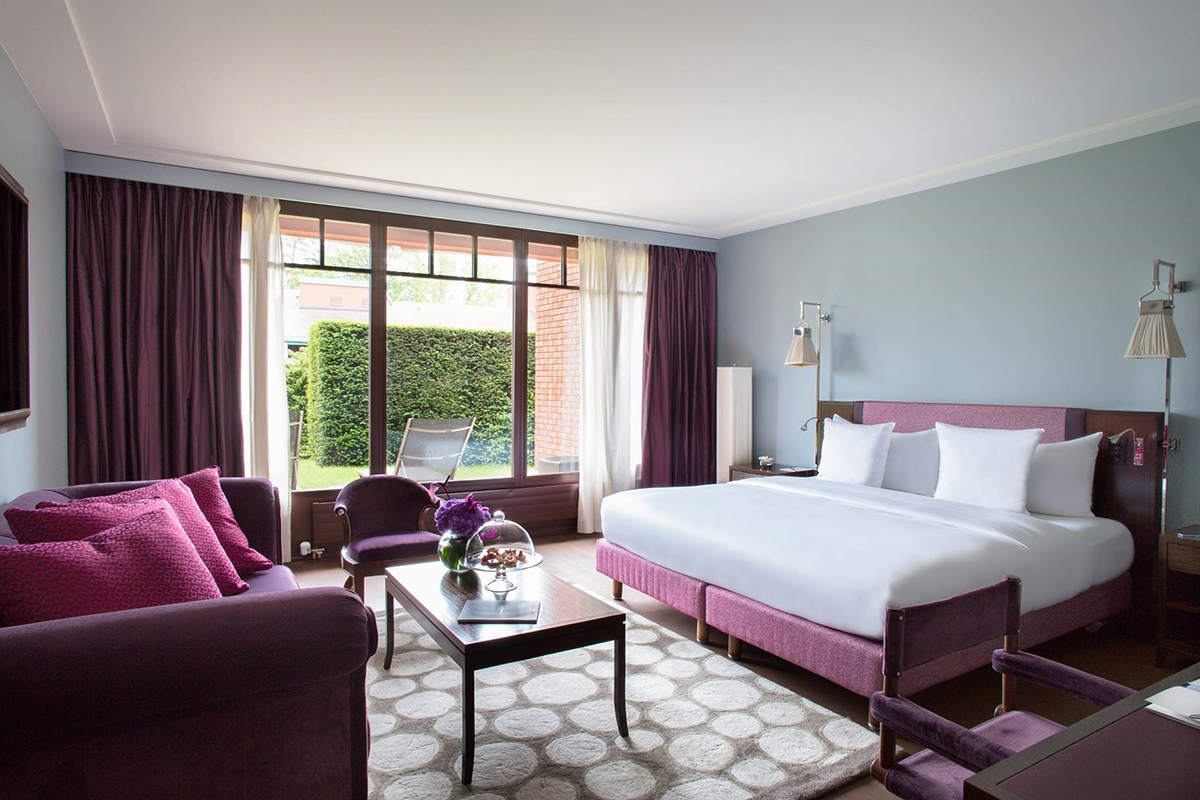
[282,202,579,491]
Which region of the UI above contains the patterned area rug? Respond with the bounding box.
[367,600,876,800]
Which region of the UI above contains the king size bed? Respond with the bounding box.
[596,401,1162,699]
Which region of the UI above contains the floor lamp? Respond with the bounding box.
[1124,259,1186,536]
[784,300,830,466]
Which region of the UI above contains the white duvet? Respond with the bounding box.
[600,477,1131,640]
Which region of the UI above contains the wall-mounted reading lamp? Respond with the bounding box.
[784,300,830,465]
[1124,259,1187,535]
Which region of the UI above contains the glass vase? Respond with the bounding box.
[437,531,470,573]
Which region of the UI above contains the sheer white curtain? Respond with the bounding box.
[578,237,649,533]
[240,196,292,557]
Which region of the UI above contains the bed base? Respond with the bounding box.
[597,538,709,642]
[596,539,1131,697]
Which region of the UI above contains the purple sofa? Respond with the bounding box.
[0,478,377,800]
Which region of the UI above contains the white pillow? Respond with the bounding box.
[933,423,1044,513]
[1026,432,1102,517]
[829,415,940,495]
[816,418,895,487]
[882,427,941,496]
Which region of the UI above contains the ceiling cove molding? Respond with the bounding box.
[63,151,721,253]
[62,0,115,144]
[714,98,1200,239]
[105,143,712,237]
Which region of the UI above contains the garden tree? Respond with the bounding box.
[301,320,534,469]
[285,347,311,458]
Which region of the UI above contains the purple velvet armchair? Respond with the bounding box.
[0,478,377,800]
[335,475,439,599]
[869,576,1135,800]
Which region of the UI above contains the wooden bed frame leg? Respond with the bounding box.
[727,634,742,660]
[611,579,623,601]
[696,619,709,643]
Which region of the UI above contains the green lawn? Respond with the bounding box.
[296,458,510,490]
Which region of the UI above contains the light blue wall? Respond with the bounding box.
[718,122,1200,529]
[65,152,718,253]
[0,47,67,501]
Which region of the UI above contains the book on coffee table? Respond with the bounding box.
[456,600,541,623]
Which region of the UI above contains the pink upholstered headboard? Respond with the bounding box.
[855,401,1086,443]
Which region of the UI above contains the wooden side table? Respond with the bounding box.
[729,464,817,481]
[1157,524,1200,667]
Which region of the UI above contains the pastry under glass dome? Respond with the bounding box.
[463,510,542,595]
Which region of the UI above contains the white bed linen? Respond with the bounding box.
[601,478,1132,640]
[1030,513,1133,586]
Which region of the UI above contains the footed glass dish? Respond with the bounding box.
[463,511,542,595]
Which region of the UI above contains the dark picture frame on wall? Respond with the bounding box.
[0,162,30,434]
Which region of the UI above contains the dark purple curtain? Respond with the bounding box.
[641,246,717,487]
[67,174,245,484]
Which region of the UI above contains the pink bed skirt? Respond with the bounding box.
[595,538,705,620]
[597,540,1131,697]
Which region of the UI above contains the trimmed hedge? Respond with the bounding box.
[302,320,534,468]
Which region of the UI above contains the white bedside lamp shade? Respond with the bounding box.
[784,324,819,366]
[1125,299,1186,359]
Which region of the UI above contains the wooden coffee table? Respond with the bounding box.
[383,561,628,784]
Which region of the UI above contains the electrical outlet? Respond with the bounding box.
[1133,437,1145,466]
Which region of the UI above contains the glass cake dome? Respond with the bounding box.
[463,510,542,594]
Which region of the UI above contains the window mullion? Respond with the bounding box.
[368,214,388,475]
[513,234,530,488]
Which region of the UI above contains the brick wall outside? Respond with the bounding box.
[531,257,580,471]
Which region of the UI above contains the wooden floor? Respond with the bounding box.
[293,533,1177,799]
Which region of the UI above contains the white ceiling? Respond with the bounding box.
[3,1,1199,238]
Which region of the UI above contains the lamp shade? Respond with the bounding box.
[784,325,819,366]
[1125,299,1186,359]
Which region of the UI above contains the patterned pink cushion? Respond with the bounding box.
[39,479,248,596]
[180,467,272,574]
[5,499,167,544]
[0,505,222,625]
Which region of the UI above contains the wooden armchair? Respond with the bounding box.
[870,576,1134,800]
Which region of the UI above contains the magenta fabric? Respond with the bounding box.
[595,538,706,619]
[641,246,717,488]
[858,401,1085,443]
[0,505,221,625]
[334,475,434,540]
[703,573,1130,697]
[345,532,439,563]
[991,649,1135,708]
[882,710,1063,800]
[706,584,885,695]
[871,693,1018,773]
[598,538,1130,698]
[241,565,300,595]
[884,577,1020,676]
[0,477,283,564]
[66,173,244,484]
[180,467,272,574]
[0,586,374,800]
[45,479,248,595]
[4,498,167,544]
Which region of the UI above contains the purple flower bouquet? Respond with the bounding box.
[435,494,491,572]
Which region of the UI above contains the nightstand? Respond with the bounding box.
[1157,524,1200,667]
[729,464,817,481]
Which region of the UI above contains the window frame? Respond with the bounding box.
[280,200,580,493]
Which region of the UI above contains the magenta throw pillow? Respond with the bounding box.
[0,505,222,625]
[39,479,248,596]
[6,499,168,544]
[180,467,272,574]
